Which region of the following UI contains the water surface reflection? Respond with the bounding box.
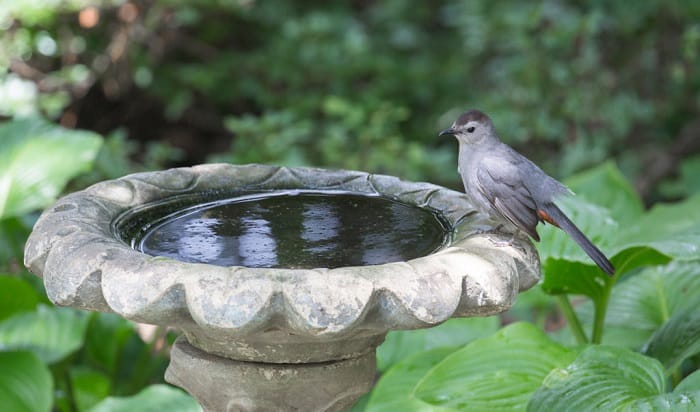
[137,192,449,269]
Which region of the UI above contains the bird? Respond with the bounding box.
[439,109,615,275]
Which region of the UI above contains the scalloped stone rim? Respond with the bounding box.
[24,164,540,362]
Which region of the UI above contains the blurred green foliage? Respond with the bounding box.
[1,0,699,197]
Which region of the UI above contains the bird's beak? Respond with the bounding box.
[439,127,455,137]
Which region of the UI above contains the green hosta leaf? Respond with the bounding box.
[539,166,700,302]
[377,316,499,371]
[538,196,618,267]
[69,367,111,411]
[676,370,700,392]
[577,262,700,350]
[642,306,700,372]
[502,284,557,321]
[0,117,102,219]
[537,160,644,269]
[89,384,201,412]
[84,312,171,394]
[0,216,33,267]
[0,351,52,412]
[607,246,671,278]
[538,196,619,299]
[414,323,576,411]
[539,258,611,300]
[540,245,669,300]
[350,393,370,412]
[528,345,700,411]
[0,304,89,363]
[564,160,644,225]
[538,197,684,281]
[632,391,700,411]
[84,313,138,376]
[615,192,700,262]
[367,347,457,412]
[0,275,40,321]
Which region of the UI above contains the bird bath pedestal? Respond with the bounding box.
[24,164,539,411]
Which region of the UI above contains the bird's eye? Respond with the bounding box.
[467,126,475,133]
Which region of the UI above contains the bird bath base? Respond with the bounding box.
[24,164,540,411]
[166,337,376,411]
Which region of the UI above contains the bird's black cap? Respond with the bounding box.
[454,110,491,126]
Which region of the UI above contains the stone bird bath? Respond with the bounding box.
[24,164,539,411]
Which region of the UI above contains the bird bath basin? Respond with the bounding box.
[120,190,450,269]
[24,164,540,411]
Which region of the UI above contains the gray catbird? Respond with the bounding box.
[440,109,615,275]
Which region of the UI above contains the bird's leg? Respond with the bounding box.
[475,222,505,235]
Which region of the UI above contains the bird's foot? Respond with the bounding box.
[467,224,520,247]
[469,222,505,236]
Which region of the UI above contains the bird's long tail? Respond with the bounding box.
[539,203,615,275]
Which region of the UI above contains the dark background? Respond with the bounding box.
[2,0,700,202]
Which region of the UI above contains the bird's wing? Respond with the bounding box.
[476,156,541,240]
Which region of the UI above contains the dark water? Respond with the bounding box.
[125,191,450,269]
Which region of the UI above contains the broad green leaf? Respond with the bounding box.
[615,192,700,262]
[0,216,33,267]
[350,392,370,412]
[85,313,138,376]
[577,262,700,350]
[414,323,576,411]
[502,284,558,324]
[377,317,500,371]
[70,367,111,411]
[0,275,40,321]
[676,370,700,392]
[564,160,644,225]
[0,304,89,363]
[0,117,102,219]
[84,313,171,394]
[538,160,645,267]
[367,347,457,412]
[642,307,700,372]
[13,271,50,305]
[540,258,612,300]
[606,246,671,278]
[528,345,700,411]
[542,246,669,301]
[631,391,700,411]
[540,180,700,302]
[538,196,618,267]
[539,198,679,283]
[538,197,619,299]
[89,384,201,412]
[0,351,52,412]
